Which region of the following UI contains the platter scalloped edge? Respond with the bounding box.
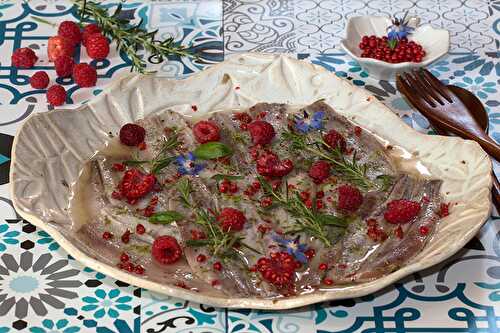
[10,53,492,310]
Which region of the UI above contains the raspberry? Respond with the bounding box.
[54,55,74,78]
[30,71,49,89]
[58,21,82,46]
[46,85,66,106]
[117,168,156,203]
[213,262,222,271]
[247,120,275,145]
[384,199,421,224]
[308,160,331,184]
[102,231,112,240]
[273,159,294,177]
[256,151,279,176]
[136,223,145,234]
[82,24,102,46]
[119,123,146,146]
[73,63,97,87]
[85,33,110,60]
[337,184,363,212]
[323,129,346,152]
[217,207,246,232]
[48,36,74,61]
[152,235,182,265]
[11,47,38,68]
[193,120,220,143]
[134,265,145,275]
[257,252,297,288]
[305,248,315,259]
[120,252,129,262]
[256,150,293,177]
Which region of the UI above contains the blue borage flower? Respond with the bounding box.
[387,12,414,41]
[294,110,325,133]
[272,234,308,263]
[175,152,205,175]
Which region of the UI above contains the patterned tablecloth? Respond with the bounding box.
[0,1,498,332]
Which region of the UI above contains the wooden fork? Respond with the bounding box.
[397,68,500,211]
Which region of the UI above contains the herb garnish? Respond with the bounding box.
[282,131,375,190]
[149,211,184,224]
[74,0,194,73]
[193,142,233,160]
[211,174,244,182]
[124,131,180,174]
[176,179,248,258]
[257,176,349,246]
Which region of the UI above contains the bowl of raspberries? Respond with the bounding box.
[340,14,449,81]
[10,20,110,106]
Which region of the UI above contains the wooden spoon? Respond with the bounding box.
[397,69,500,211]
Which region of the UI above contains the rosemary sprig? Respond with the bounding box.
[282,131,375,190]
[73,0,194,73]
[258,176,349,246]
[124,131,180,174]
[176,179,245,258]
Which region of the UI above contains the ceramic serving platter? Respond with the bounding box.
[10,53,492,309]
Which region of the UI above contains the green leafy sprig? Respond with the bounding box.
[176,179,246,258]
[282,131,375,190]
[73,0,194,73]
[257,176,349,246]
[124,131,180,174]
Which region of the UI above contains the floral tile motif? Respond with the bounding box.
[0,251,82,320]
[145,0,224,78]
[293,0,497,53]
[141,290,226,333]
[0,1,499,332]
[223,0,296,53]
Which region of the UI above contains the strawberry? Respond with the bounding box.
[152,235,182,265]
[47,36,74,61]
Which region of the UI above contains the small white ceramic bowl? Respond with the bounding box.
[341,16,449,81]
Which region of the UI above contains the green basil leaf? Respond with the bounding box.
[149,211,184,224]
[316,214,349,228]
[193,142,232,160]
[211,174,244,182]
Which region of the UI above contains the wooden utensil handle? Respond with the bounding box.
[477,136,500,161]
[492,172,500,213]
